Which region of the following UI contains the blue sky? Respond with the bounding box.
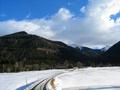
[0,0,120,48]
[0,0,88,20]
[110,11,120,21]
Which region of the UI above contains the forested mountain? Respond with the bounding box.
[0,31,120,72]
[80,47,104,57]
[0,31,90,72]
[100,41,120,65]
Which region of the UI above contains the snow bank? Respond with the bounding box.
[0,69,63,90]
[54,67,120,90]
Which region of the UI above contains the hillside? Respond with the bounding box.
[101,41,120,65]
[80,47,104,57]
[0,31,89,72]
[0,31,120,72]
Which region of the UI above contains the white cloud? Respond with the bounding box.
[0,20,55,38]
[53,8,73,21]
[0,0,120,48]
[83,0,120,46]
[80,6,86,13]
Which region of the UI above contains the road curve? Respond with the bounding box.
[29,72,63,90]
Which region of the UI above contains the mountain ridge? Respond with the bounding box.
[0,31,120,72]
[0,31,90,72]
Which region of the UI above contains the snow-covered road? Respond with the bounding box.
[0,69,64,90]
[29,72,64,90]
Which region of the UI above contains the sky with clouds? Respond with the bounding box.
[0,0,120,48]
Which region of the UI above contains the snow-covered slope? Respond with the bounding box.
[0,69,63,90]
[54,67,120,90]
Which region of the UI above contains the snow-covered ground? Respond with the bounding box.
[0,69,63,90]
[1,67,120,90]
[54,67,120,90]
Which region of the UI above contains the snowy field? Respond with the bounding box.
[54,67,120,90]
[1,67,120,90]
[0,69,64,90]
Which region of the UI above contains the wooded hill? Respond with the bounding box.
[0,31,120,72]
